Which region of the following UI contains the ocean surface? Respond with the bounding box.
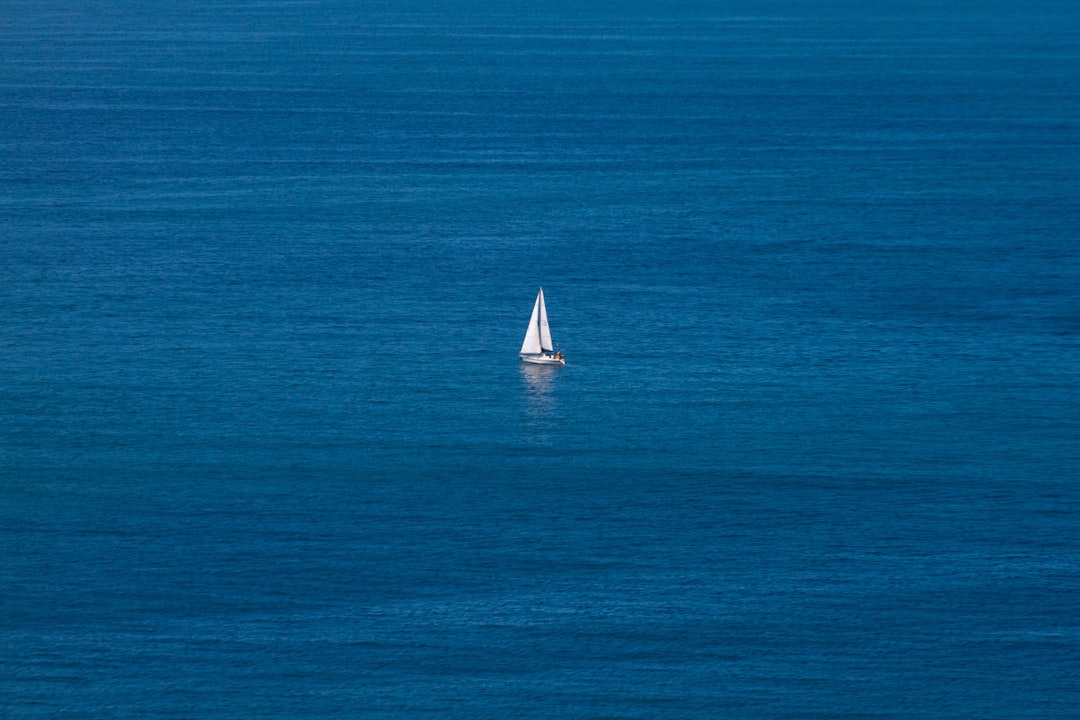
[2,1,1079,717]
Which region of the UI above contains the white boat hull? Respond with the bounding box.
[520,353,565,366]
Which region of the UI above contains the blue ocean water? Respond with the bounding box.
[2,0,1079,716]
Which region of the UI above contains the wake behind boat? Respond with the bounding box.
[519,287,565,365]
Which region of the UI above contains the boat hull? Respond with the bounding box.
[520,354,565,366]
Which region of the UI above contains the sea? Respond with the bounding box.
[2,0,1079,717]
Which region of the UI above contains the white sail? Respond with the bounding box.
[519,291,543,355]
[537,287,553,352]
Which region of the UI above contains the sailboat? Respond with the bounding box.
[519,287,565,365]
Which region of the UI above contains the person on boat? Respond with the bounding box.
[555,351,563,360]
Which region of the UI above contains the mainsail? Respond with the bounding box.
[537,288,553,352]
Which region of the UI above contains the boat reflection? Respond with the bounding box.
[519,361,559,393]
[519,362,559,415]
